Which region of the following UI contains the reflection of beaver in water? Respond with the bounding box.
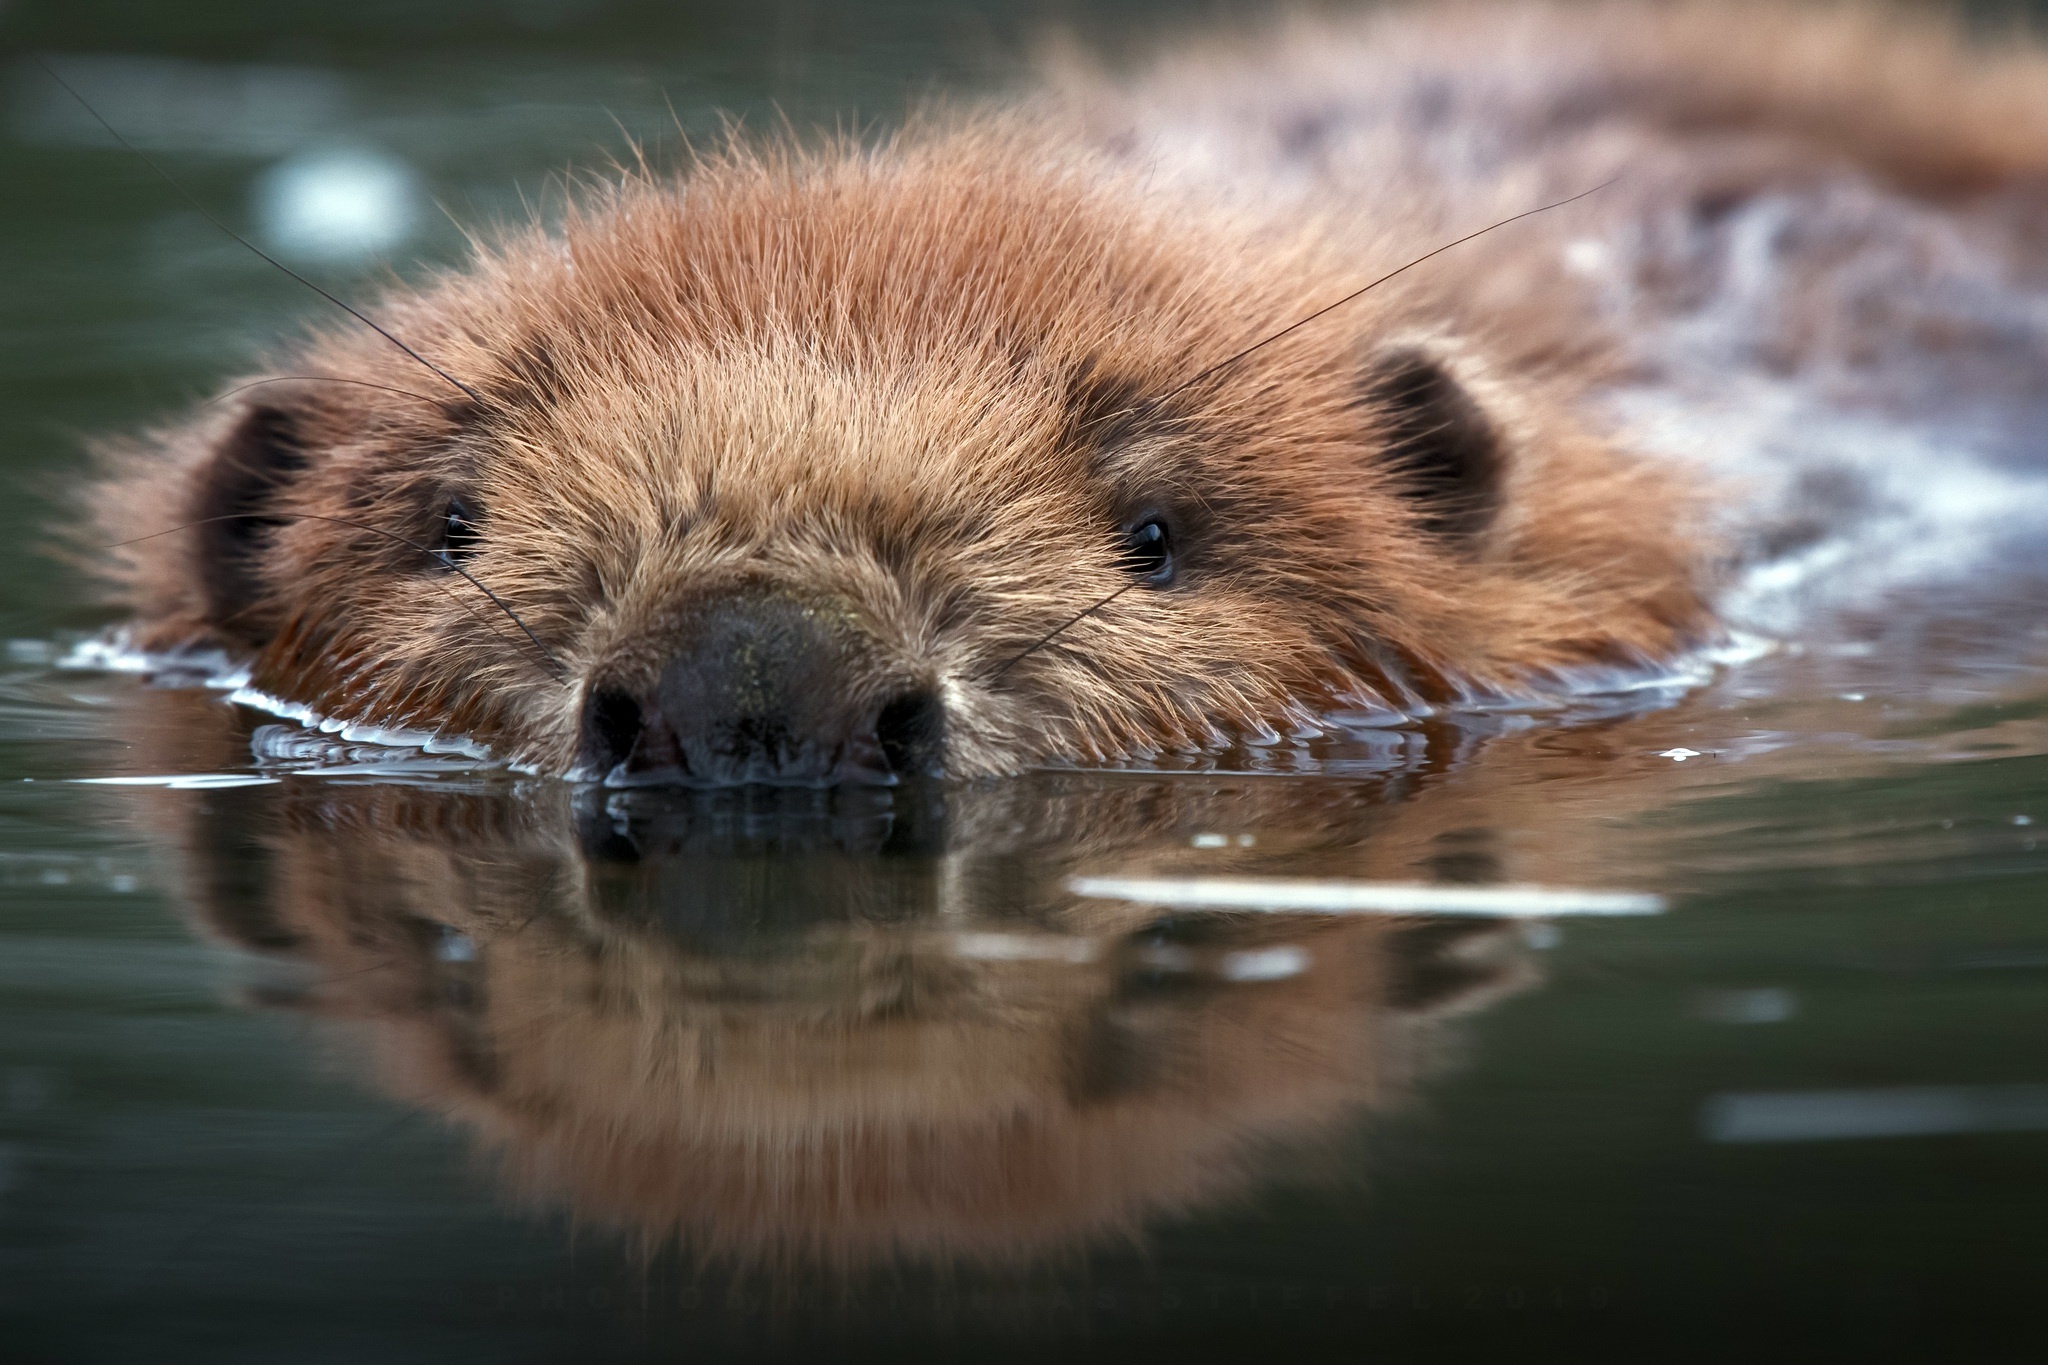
[141,770,1534,1266]
[90,2,2048,781]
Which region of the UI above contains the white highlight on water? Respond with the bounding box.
[74,774,281,790]
[254,146,418,262]
[58,633,246,688]
[227,686,492,759]
[50,632,499,780]
[1219,945,1311,981]
[1704,1085,2048,1143]
[947,932,1099,964]
[1065,876,1666,917]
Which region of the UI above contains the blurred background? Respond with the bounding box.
[4,0,2042,632]
[0,0,1297,638]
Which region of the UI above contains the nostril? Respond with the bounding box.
[873,689,944,775]
[582,687,644,772]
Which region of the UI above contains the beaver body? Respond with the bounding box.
[93,2,2048,781]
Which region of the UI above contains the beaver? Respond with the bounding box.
[88,1,2048,783]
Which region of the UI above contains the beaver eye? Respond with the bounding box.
[439,496,483,566]
[1117,517,1174,584]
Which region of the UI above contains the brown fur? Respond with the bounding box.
[91,1,2048,777]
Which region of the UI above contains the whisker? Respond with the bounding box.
[37,58,484,406]
[107,514,568,683]
[1152,179,1619,408]
[985,580,1140,681]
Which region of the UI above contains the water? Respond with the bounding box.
[4,3,2048,1360]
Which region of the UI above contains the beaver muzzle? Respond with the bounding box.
[576,591,944,787]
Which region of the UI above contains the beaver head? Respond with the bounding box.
[97,127,1707,781]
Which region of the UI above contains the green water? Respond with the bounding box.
[3,3,2047,1361]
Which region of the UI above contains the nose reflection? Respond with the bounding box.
[578,591,944,786]
[146,778,1536,1268]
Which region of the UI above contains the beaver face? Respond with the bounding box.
[98,135,1706,781]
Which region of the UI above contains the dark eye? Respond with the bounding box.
[439,496,483,565]
[1117,516,1174,584]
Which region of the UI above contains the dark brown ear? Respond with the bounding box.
[190,403,309,643]
[1360,347,1506,541]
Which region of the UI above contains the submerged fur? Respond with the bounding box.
[92,1,2048,779]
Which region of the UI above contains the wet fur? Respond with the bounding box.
[92,1,2048,776]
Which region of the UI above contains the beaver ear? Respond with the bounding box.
[1360,346,1506,541]
[189,402,310,640]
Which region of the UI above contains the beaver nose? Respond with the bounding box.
[577,594,943,787]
